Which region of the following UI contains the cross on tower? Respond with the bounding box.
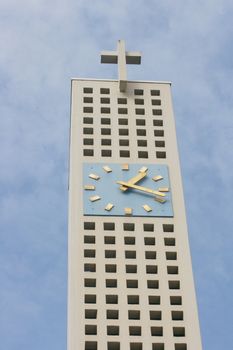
[101,40,141,92]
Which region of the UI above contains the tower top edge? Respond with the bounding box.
[70,77,172,85]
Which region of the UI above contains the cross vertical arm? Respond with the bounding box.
[101,40,141,92]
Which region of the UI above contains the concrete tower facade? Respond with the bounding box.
[67,41,202,350]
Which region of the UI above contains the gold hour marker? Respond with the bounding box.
[122,163,129,171]
[84,185,95,190]
[103,165,112,173]
[158,187,169,192]
[124,207,133,216]
[155,196,166,203]
[139,166,148,173]
[143,204,152,212]
[89,195,101,202]
[89,173,100,180]
[105,203,114,211]
[152,175,163,182]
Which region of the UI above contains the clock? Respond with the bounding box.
[83,163,173,217]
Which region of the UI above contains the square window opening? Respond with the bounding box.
[124,236,136,245]
[85,309,97,319]
[118,118,128,125]
[146,265,158,274]
[101,97,110,104]
[135,99,144,105]
[106,295,118,304]
[164,237,176,246]
[123,223,135,231]
[127,295,139,304]
[126,265,137,273]
[84,263,96,272]
[172,311,184,321]
[127,280,138,288]
[84,222,95,230]
[148,296,160,305]
[152,109,162,116]
[84,278,96,288]
[102,150,112,157]
[84,138,94,146]
[118,108,128,114]
[104,236,116,244]
[83,87,93,94]
[83,107,93,113]
[130,343,142,350]
[107,325,119,336]
[147,280,159,289]
[128,310,140,319]
[129,326,141,336]
[105,264,117,273]
[137,140,147,147]
[120,150,130,158]
[169,280,180,290]
[150,310,162,320]
[144,237,156,245]
[145,251,156,259]
[85,294,96,304]
[101,118,111,125]
[163,224,174,232]
[101,107,111,114]
[106,309,119,319]
[134,89,144,95]
[119,139,129,146]
[152,344,164,350]
[83,149,94,157]
[173,327,185,337]
[151,327,163,336]
[155,140,165,147]
[84,235,95,244]
[156,151,166,159]
[85,324,97,335]
[170,296,182,305]
[118,98,127,104]
[151,90,160,96]
[105,250,116,259]
[100,88,110,94]
[104,222,115,231]
[167,266,179,274]
[125,251,136,259]
[174,344,187,350]
[136,119,146,126]
[101,139,112,146]
[85,341,97,350]
[107,342,120,350]
[135,108,145,115]
[83,117,93,124]
[153,119,163,126]
[106,279,117,288]
[166,252,177,260]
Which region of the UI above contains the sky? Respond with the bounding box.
[0,0,233,349]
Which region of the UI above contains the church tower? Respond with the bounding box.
[67,40,202,350]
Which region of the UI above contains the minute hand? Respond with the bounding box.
[116,181,165,197]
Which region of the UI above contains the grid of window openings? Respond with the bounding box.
[83,220,187,350]
[82,87,166,160]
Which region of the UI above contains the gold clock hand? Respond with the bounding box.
[120,170,147,191]
[116,181,166,197]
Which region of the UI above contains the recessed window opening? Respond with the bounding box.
[83,87,93,93]
[85,341,97,350]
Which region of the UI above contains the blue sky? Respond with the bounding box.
[1,0,233,349]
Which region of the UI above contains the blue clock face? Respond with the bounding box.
[83,163,173,217]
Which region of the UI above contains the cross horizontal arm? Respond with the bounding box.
[101,51,141,64]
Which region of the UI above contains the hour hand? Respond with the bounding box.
[117,181,166,198]
[120,169,147,192]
